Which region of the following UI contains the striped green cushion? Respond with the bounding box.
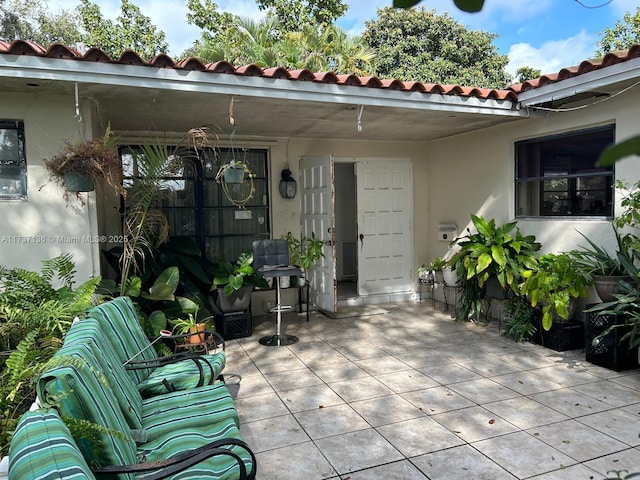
[137,350,226,397]
[63,318,144,429]
[138,419,255,480]
[85,296,155,384]
[141,382,239,441]
[9,410,97,480]
[36,348,138,471]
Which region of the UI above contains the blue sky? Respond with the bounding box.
[55,0,640,79]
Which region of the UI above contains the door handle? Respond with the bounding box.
[359,233,364,249]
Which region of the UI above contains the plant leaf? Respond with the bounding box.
[148,310,167,336]
[597,135,640,166]
[453,0,485,12]
[476,252,493,274]
[393,0,422,7]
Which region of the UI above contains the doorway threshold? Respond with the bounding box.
[337,292,414,308]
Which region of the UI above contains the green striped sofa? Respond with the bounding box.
[24,337,255,478]
[84,296,226,397]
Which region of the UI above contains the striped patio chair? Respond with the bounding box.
[50,329,239,441]
[84,296,226,397]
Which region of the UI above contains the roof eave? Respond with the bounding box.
[517,57,640,107]
[0,53,525,118]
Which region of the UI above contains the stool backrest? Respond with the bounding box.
[252,239,290,271]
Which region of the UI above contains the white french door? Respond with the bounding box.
[299,155,337,313]
[356,159,413,295]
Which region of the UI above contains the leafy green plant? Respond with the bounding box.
[170,312,202,335]
[569,226,632,277]
[586,249,640,362]
[429,257,446,271]
[283,231,325,271]
[503,295,538,343]
[449,215,540,323]
[0,254,101,456]
[520,253,591,330]
[119,141,185,296]
[211,251,268,296]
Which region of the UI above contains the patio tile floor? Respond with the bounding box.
[225,301,640,479]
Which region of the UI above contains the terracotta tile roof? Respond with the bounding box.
[509,45,640,94]
[1,40,640,102]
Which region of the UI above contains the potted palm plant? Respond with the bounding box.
[170,313,208,345]
[569,226,634,302]
[44,124,124,200]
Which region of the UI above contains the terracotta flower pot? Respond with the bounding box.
[189,323,206,344]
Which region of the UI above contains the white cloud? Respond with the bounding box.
[505,30,597,79]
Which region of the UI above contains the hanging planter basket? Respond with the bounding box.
[223,165,245,184]
[215,161,256,209]
[63,171,95,192]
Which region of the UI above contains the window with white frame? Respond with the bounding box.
[0,120,27,199]
[515,125,615,218]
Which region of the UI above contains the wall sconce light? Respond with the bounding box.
[279,168,297,199]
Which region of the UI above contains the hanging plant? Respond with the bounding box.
[215,159,256,209]
[44,123,125,202]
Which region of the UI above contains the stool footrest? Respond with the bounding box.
[269,305,293,313]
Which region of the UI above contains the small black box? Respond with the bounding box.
[585,306,639,371]
[214,311,252,340]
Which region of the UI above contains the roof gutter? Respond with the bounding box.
[0,54,528,118]
[517,57,640,107]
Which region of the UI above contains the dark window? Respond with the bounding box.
[0,120,27,199]
[121,146,270,261]
[515,125,615,217]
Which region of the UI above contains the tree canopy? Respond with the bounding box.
[78,0,168,59]
[516,66,542,84]
[255,0,348,32]
[596,6,640,56]
[186,0,374,75]
[362,7,510,88]
[0,0,80,46]
[0,0,167,59]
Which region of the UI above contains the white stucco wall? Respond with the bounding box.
[423,85,640,265]
[3,83,639,296]
[0,93,100,282]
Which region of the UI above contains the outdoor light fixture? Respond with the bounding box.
[279,168,297,199]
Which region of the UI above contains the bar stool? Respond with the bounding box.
[252,239,302,346]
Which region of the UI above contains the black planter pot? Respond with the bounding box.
[532,317,585,352]
[209,285,253,340]
[210,285,253,313]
